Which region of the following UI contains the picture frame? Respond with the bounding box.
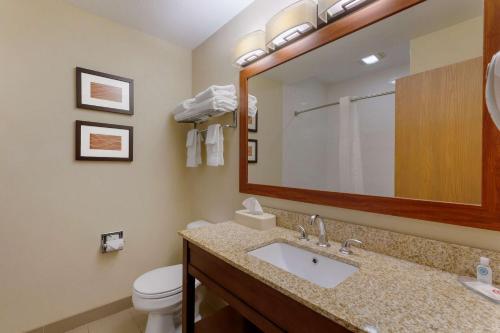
[76,67,134,115]
[75,120,133,161]
[248,111,258,132]
[248,139,258,164]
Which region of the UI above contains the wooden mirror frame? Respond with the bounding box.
[239,0,500,231]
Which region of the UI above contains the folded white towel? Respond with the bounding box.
[195,85,236,103]
[249,94,257,107]
[206,124,224,167]
[173,98,195,115]
[248,105,257,117]
[186,129,201,167]
[196,90,236,104]
[248,94,258,117]
[175,96,238,122]
[196,95,237,110]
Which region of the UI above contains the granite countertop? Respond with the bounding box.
[179,222,500,333]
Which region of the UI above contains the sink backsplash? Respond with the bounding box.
[264,206,500,285]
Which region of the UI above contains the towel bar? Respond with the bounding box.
[195,110,238,132]
[188,110,238,140]
[176,108,237,141]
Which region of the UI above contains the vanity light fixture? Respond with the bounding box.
[361,53,384,65]
[318,0,374,23]
[265,0,317,51]
[233,30,267,67]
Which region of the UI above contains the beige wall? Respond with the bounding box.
[192,0,500,251]
[0,1,192,332]
[410,16,483,74]
[248,76,283,186]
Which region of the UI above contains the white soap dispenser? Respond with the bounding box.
[477,257,493,285]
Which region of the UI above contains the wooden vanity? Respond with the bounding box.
[179,222,499,333]
[182,240,351,333]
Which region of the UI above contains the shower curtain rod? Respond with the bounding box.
[294,90,395,117]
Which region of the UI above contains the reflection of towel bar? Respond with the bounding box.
[294,90,395,116]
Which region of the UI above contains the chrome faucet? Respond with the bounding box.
[309,214,330,247]
[339,239,363,255]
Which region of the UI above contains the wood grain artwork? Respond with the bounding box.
[395,58,483,205]
[76,120,133,162]
[76,67,134,115]
[90,82,123,102]
[90,134,122,151]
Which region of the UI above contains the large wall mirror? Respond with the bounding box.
[239,0,500,231]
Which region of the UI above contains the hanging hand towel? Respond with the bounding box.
[205,124,224,166]
[249,95,257,106]
[186,129,201,167]
[217,125,224,166]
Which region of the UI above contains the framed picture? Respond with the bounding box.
[76,121,133,161]
[248,139,258,164]
[76,67,134,115]
[248,112,258,132]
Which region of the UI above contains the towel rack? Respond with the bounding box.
[178,110,238,139]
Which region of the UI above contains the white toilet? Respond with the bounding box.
[132,221,211,333]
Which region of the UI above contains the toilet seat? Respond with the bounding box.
[133,264,200,300]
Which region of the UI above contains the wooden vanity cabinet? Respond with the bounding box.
[182,240,352,333]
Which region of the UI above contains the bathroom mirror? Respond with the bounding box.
[239,0,500,231]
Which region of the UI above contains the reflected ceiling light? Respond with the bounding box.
[389,79,396,85]
[361,53,384,65]
[266,0,317,51]
[318,0,373,23]
[233,30,267,67]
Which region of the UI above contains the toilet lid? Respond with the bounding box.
[133,265,183,299]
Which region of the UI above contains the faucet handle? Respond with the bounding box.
[309,214,319,225]
[297,225,309,241]
[339,239,363,255]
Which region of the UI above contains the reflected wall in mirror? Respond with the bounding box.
[248,0,483,205]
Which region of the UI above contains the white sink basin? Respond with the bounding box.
[248,242,358,288]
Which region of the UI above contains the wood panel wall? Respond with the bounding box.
[395,57,483,204]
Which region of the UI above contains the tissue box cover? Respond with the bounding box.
[234,210,276,231]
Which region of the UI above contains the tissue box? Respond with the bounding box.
[234,210,276,231]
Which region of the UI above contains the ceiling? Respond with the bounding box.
[258,0,483,84]
[66,0,255,49]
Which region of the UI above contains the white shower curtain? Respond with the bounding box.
[339,96,364,194]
